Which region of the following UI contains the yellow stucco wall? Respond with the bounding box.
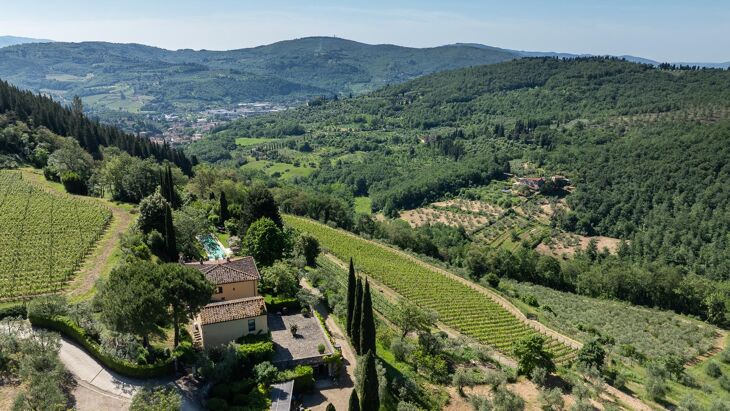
[200,314,268,348]
[211,280,258,302]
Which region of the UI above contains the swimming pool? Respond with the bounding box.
[198,233,227,260]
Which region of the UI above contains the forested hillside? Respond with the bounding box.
[0,79,193,173]
[0,37,516,113]
[195,57,730,298]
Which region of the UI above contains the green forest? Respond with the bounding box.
[190,57,730,321]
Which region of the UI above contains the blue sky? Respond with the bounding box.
[2,0,729,61]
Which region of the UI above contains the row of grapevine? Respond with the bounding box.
[286,215,576,363]
[0,171,112,300]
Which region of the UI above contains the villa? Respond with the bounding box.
[188,257,268,348]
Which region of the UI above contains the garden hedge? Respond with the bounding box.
[28,314,178,378]
[276,365,314,392]
[264,294,301,312]
[0,304,26,320]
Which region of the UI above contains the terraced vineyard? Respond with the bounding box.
[286,215,576,362]
[0,171,112,300]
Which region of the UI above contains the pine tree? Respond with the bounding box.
[360,280,376,356]
[164,204,177,262]
[359,350,380,411]
[348,389,360,411]
[346,258,356,337]
[219,191,229,226]
[351,277,363,354]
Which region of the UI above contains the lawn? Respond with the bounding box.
[241,158,315,180]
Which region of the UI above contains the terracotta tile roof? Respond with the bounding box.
[199,296,267,325]
[186,256,261,285]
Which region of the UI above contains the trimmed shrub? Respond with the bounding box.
[28,314,177,378]
[236,339,274,368]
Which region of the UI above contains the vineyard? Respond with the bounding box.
[285,215,576,362]
[0,171,112,300]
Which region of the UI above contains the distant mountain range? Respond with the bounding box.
[0,36,726,117]
[0,37,515,114]
[0,35,53,48]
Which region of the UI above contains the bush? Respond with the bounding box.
[521,294,539,307]
[391,338,411,362]
[484,272,501,288]
[646,375,667,401]
[0,304,26,320]
[719,374,730,392]
[61,171,87,195]
[235,339,274,367]
[28,314,177,378]
[530,366,547,387]
[130,386,182,411]
[706,361,723,378]
[27,295,68,318]
[277,365,314,392]
[720,347,730,364]
[538,387,564,411]
[254,361,279,385]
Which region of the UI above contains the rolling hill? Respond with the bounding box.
[0,37,517,114]
[0,35,53,48]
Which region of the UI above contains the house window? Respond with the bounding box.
[248,319,256,332]
[216,286,223,294]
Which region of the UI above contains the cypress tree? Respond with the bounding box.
[346,258,356,337]
[164,204,177,262]
[359,350,380,411]
[359,280,376,356]
[219,191,229,226]
[348,389,360,411]
[326,404,336,411]
[351,277,363,354]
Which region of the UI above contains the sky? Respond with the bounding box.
[2,0,729,62]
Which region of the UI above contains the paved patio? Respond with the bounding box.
[269,312,334,366]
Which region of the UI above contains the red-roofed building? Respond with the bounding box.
[188,257,268,348]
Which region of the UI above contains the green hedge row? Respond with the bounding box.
[264,295,301,312]
[28,314,177,378]
[276,365,314,392]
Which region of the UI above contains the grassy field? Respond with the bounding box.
[241,158,315,180]
[354,196,372,215]
[284,215,575,362]
[0,171,112,301]
[235,137,272,147]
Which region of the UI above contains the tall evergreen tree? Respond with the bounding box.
[359,280,376,356]
[351,277,363,354]
[163,204,177,262]
[348,389,360,411]
[346,258,356,337]
[219,191,229,226]
[359,351,380,411]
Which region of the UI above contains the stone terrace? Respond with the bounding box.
[269,312,335,367]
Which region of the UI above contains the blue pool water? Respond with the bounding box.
[199,234,227,260]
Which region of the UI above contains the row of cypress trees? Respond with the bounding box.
[345,258,379,411]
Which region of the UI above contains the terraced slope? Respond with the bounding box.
[0,171,112,300]
[285,215,576,362]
